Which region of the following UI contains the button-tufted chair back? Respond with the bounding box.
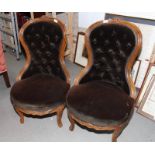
[80,19,142,95]
[19,17,67,81]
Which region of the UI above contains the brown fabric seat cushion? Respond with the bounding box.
[10,74,70,111]
[67,81,134,126]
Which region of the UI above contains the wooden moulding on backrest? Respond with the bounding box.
[74,18,142,99]
[17,16,70,85]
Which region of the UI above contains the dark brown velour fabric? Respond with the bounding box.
[67,80,134,126]
[67,23,137,127]
[11,74,69,111]
[80,24,136,94]
[22,22,66,81]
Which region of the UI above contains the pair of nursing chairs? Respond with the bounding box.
[10,16,142,141]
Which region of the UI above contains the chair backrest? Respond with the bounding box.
[79,19,142,97]
[18,16,69,82]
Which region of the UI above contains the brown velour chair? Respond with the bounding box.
[67,19,142,141]
[10,16,70,127]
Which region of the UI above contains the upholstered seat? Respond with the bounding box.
[67,80,134,127]
[10,17,70,127]
[11,74,69,111]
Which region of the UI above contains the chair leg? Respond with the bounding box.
[112,127,123,142]
[3,72,11,88]
[68,113,75,131]
[57,108,64,128]
[16,108,24,124]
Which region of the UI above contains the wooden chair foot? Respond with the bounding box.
[3,72,11,88]
[20,117,24,124]
[57,108,64,128]
[68,114,75,131]
[112,127,122,142]
[16,109,24,124]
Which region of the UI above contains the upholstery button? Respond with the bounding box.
[35,34,40,38]
[45,34,50,41]
[115,40,121,48]
[104,39,110,46]
[50,42,56,49]
[41,42,46,48]
[55,35,59,42]
[92,38,97,45]
[111,30,117,37]
[100,57,106,63]
[45,51,51,56]
[96,48,103,54]
[119,50,126,58]
[108,49,114,54]
[31,42,35,47]
[127,43,132,48]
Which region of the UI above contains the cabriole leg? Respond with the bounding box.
[112,127,123,142]
[16,108,24,124]
[57,109,64,128]
[68,113,75,131]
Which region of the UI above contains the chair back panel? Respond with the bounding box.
[80,22,137,94]
[21,19,66,81]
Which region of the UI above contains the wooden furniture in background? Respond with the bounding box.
[0,12,21,60]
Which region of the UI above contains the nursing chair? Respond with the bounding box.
[10,16,70,127]
[67,19,142,141]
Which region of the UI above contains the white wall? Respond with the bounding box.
[79,12,105,28]
[79,12,155,28]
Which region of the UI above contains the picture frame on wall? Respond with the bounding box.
[74,32,88,67]
[134,60,150,89]
[137,75,155,121]
[132,60,141,84]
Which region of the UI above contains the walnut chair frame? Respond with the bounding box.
[67,19,142,141]
[13,16,70,127]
